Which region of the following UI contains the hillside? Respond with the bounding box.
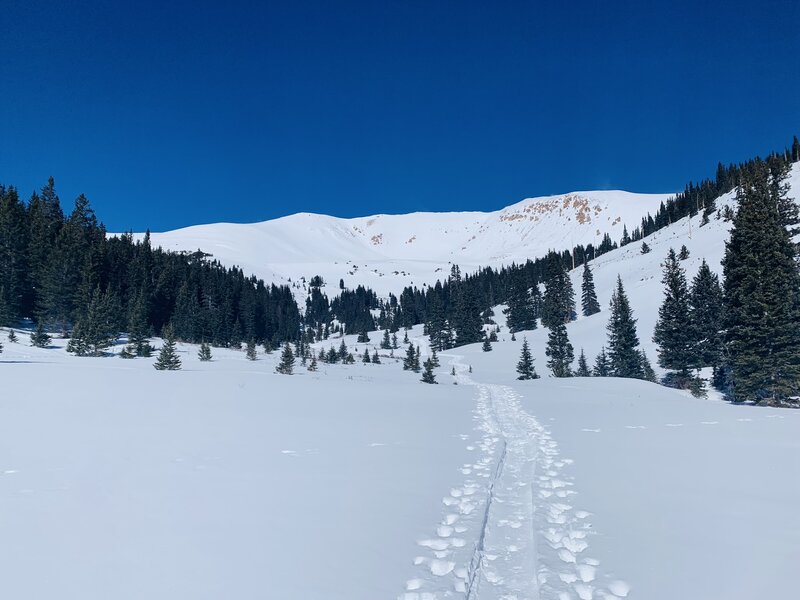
[136,190,672,299]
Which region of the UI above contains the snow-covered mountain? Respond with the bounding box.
[137,190,672,298]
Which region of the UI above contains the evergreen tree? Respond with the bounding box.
[338,339,348,361]
[606,277,644,379]
[8,329,18,343]
[357,330,370,343]
[678,245,690,260]
[722,160,800,404]
[403,344,416,371]
[198,342,212,361]
[380,328,391,349]
[546,322,574,377]
[641,242,651,254]
[430,348,440,367]
[421,358,437,384]
[154,326,182,370]
[413,345,421,372]
[372,349,380,364]
[30,321,51,348]
[581,261,601,317]
[653,249,695,375]
[576,348,591,376]
[403,330,409,344]
[127,293,153,357]
[67,286,118,356]
[504,274,538,332]
[392,332,399,349]
[541,254,575,328]
[362,348,371,363]
[516,338,538,380]
[639,350,657,382]
[689,260,723,367]
[308,354,318,371]
[482,336,492,352]
[276,343,295,374]
[246,339,258,360]
[453,285,483,346]
[593,346,611,376]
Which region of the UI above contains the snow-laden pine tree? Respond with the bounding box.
[482,336,492,352]
[722,160,800,404]
[516,338,539,380]
[606,277,644,379]
[154,326,182,370]
[546,321,574,377]
[308,354,318,371]
[581,261,601,317]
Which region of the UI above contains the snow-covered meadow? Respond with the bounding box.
[2,321,799,600]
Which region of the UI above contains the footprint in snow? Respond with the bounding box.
[581,428,601,433]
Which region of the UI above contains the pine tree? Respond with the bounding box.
[357,330,370,343]
[431,348,440,367]
[516,338,539,380]
[722,160,800,404]
[372,349,380,364]
[276,343,295,374]
[246,339,258,360]
[641,242,651,254]
[504,274,538,332]
[576,348,591,376]
[154,326,182,370]
[128,293,153,357]
[380,329,391,349]
[403,344,415,370]
[639,350,656,382]
[689,260,723,368]
[198,342,212,361]
[30,321,51,348]
[581,261,601,317]
[653,249,695,375]
[403,330,409,344]
[606,277,644,379]
[308,354,318,371]
[67,286,118,356]
[678,245,690,260]
[392,333,399,349]
[8,329,18,343]
[593,346,611,376]
[541,254,576,328]
[421,358,437,384]
[338,339,348,361]
[546,322,574,377]
[482,336,492,352]
[362,348,371,363]
[413,345,421,372]
[263,340,273,354]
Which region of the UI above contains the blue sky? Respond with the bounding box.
[1,0,798,231]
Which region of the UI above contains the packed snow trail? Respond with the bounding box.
[400,355,629,600]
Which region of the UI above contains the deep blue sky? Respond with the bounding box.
[1,0,798,231]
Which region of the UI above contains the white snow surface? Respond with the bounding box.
[2,318,799,599]
[128,189,672,300]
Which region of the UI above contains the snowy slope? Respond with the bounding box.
[132,189,672,299]
[2,323,799,600]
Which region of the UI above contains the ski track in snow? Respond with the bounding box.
[400,354,629,600]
